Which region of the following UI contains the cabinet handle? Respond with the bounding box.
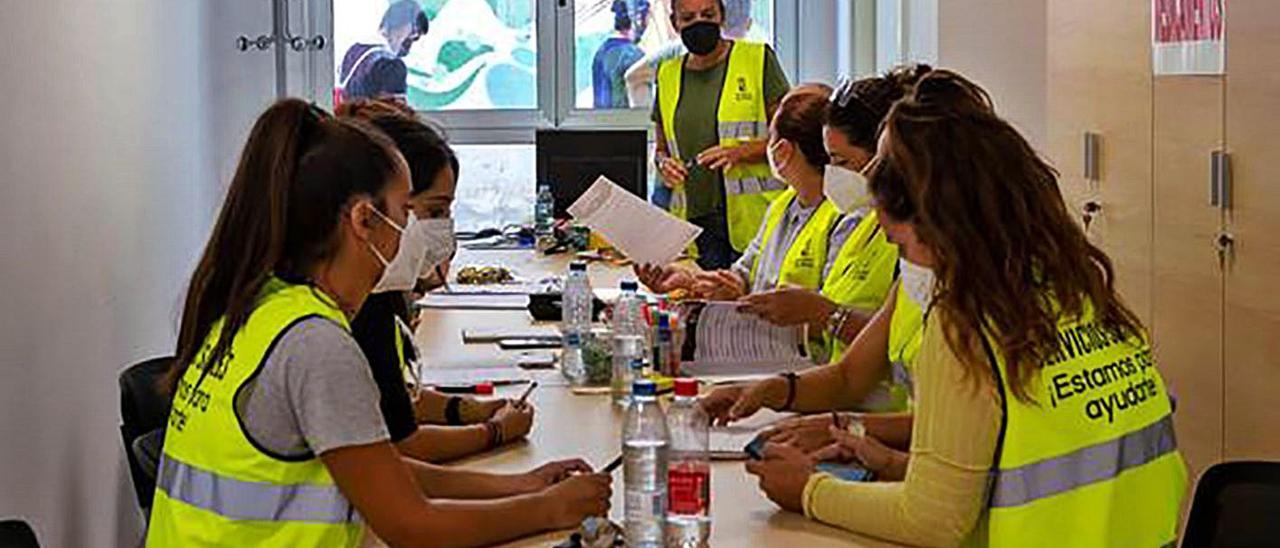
[1084,132,1101,182]
[1211,150,1232,209]
[236,35,275,51]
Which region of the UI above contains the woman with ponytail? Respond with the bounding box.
[149,99,610,548]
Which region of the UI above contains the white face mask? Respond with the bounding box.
[899,257,936,310]
[417,216,456,278]
[371,210,429,294]
[823,164,870,214]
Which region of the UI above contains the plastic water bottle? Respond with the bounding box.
[666,379,711,547]
[535,183,556,250]
[562,261,593,358]
[561,331,585,385]
[624,379,669,548]
[612,280,647,405]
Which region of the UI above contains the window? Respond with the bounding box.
[331,0,801,232]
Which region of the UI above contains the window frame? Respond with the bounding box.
[320,0,804,145]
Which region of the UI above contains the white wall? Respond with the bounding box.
[875,0,1047,150]
[0,2,221,546]
[937,0,1048,150]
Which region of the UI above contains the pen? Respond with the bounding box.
[432,379,531,394]
[516,381,539,407]
[602,454,625,474]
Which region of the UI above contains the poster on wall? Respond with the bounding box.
[1153,0,1226,75]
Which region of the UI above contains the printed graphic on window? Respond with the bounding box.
[334,0,537,110]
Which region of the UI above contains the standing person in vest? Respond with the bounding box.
[744,71,1187,547]
[336,0,430,104]
[148,99,610,547]
[639,85,840,303]
[649,0,790,270]
[339,99,535,464]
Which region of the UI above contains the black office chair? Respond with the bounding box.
[0,519,39,548]
[118,357,174,512]
[1182,461,1280,548]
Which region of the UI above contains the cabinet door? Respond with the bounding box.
[1223,0,1280,459]
[1046,0,1154,322]
[1152,76,1225,482]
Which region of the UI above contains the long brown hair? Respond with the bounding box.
[868,70,1143,402]
[166,99,401,394]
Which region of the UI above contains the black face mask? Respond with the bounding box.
[681,21,721,56]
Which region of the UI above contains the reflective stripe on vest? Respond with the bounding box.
[657,41,782,252]
[747,188,841,292]
[979,299,1187,547]
[989,414,1177,508]
[148,278,363,548]
[157,454,359,525]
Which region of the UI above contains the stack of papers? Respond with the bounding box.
[415,293,529,310]
[708,409,793,460]
[678,302,813,376]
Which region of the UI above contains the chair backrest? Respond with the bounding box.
[0,519,40,548]
[1183,461,1280,548]
[118,356,174,511]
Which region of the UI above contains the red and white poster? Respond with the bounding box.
[1153,0,1226,75]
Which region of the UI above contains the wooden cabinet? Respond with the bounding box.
[1152,76,1224,480]
[1223,0,1280,460]
[1047,0,1155,323]
[1050,0,1280,491]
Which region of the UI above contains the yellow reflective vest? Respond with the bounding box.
[818,210,899,361]
[972,300,1187,547]
[148,278,364,547]
[747,187,842,291]
[658,41,786,254]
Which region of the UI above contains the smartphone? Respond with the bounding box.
[515,352,557,369]
[499,338,561,350]
[815,462,876,482]
[744,435,768,460]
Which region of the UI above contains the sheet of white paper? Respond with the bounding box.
[567,176,702,265]
[416,293,530,310]
[679,302,812,376]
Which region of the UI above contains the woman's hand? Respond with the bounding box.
[692,270,747,301]
[657,156,690,188]
[756,417,839,454]
[526,458,595,488]
[739,287,836,327]
[697,145,747,171]
[811,426,909,481]
[700,377,787,426]
[634,263,696,294]
[744,443,816,513]
[491,401,535,443]
[538,473,613,530]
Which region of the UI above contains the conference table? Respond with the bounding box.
[390,247,904,547]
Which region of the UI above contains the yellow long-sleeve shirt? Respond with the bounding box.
[801,315,1003,547]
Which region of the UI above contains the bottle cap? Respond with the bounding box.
[632,379,657,396]
[564,331,582,345]
[674,378,698,397]
[629,358,646,370]
[569,261,587,272]
[620,280,639,292]
[475,382,494,396]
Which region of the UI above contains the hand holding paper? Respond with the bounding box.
[567,176,702,265]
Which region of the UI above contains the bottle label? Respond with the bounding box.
[667,463,710,516]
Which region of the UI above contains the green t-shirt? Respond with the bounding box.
[652,42,791,220]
